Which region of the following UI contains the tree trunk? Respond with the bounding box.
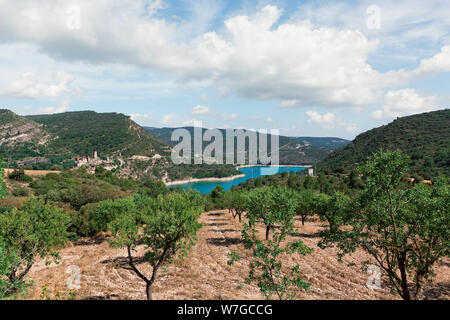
[146,282,152,300]
[265,226,270,241]
[301,216,306,226]
[398,255,411,300]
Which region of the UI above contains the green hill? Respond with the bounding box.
[0,110,174,178]
[0,110,241,181]
[27,111,167,158]
[145,127,337,165]
[291,137,350,151]
[317,109,450,177]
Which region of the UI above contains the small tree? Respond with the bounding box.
[225,191,247,222]
[314,191,350,234]
[326,150,450,300]
[294,190,316,226]
[0,198,71,298]
[245,187,276,240]
[8,168,32,183]
[235,187,312,299]
[109,191,204,300]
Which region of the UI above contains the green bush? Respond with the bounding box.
[12,187,29,197]
[8,169,32,183]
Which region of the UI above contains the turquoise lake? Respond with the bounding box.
[169,166,308,194]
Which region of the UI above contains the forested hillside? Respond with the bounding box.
[317,109,450,177]
[145,127,340,164]
[0,110,240,181]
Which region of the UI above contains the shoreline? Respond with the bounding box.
[237,164,312,168]
[165,174,246,186]
[165,164,311,186]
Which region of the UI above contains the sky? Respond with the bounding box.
[0,0,449,140]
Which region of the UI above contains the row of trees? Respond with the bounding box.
[1,151,448,300]
[1,156,206,300]
[223,151,449,300]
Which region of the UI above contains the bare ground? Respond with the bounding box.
[25,210,449,300]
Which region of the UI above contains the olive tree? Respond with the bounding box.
[108,191,204,300]
[0,198,71,298]
[325,150,450,300]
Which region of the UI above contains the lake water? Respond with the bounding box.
[170,166,308,194]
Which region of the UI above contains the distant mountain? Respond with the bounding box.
[291,137,350,151]
[145,127,343,164]
[317,109,450,177]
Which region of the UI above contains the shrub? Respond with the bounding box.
[0,198,71,298]
[12,187,29,197]
[8,169,32,183]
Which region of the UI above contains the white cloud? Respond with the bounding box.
[38,100,70,114]
[0,71,75,99]
[306,110,357,133]
[416,45,450,74]
[0,1,449,112]
[130,112,153,125]
[191,105,210,115]
[221,113,238,120]
[161,113,180,126]
[372,89,440,120]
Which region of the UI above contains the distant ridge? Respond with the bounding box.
[145,127,348,165]
[317,109,450,177]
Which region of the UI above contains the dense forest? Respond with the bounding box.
[317,109,450,178]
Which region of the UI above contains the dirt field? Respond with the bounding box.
[3,168,60,177]
[25,210,449,300]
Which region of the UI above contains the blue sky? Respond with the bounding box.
[0,0,449,140]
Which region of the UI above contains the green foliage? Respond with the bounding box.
[141,180,168,198]
[27,111,167,158]
[108,191,204,300]
[227,250,241,266]
[30,169,136,211]
[224,191,248,222]
[91,197,138,236]
[318,109,450,177]
[8,168,32,183]
[245,187,299,240]
[237,187,312,299]
[322,150,450,300]
[209,185,225,209]
[147,126,344,165]
[293,190,317,225]
[11,186,29,197]
[314,192,351,235]
[0,198,71,298]
[0,158,7,200]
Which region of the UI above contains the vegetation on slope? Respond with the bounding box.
[27,111,167,158]
[317,109,450,178]
[145,127,334,164]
